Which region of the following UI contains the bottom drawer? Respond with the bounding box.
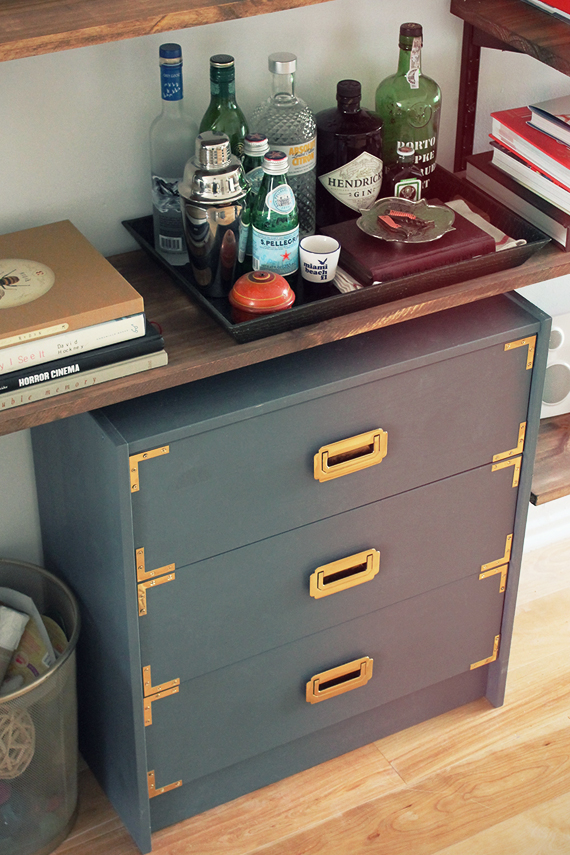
[145,568,504,787]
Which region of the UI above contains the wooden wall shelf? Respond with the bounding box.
[0,0,334,62]
[1,242,569,439]
[451,0,570,73]
[530,413,570,504]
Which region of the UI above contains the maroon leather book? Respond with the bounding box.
[321,204,496,286]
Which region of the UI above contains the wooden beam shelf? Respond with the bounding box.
[1,241,569,438]
[450,0,570,75]
[530,413,570,505]
[0,0,334,62]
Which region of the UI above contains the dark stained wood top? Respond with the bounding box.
[530,413,570,504]
[450,0,570,75]
[1,242,570,438]
[0,0,334,61]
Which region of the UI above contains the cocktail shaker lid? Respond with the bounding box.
[179,131,247,203]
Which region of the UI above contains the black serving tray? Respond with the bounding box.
[123,166,550,343]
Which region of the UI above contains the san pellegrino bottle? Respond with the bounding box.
[315,79,383,229]
[150,43,198,266]
[252,150,299,281]
[374,23,441,194]
[199,54,248,157]
[249,52,316,238]
[238,133,270,271]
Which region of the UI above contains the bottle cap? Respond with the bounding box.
[210,54,235,67]
[268,52,297,74]
[159,43,182,64]
[195,131,232,168]
[399,22,423,40]
[336,80,361,99]
[262,150,289,174]
[244,133,269,157]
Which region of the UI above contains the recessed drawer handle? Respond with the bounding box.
[309,549,380,598]
[314,429,388,482]
[306,656,374,704]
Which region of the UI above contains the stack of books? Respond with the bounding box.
[465,96,570,250]
[521,0,570,22]
[0,220,167,410]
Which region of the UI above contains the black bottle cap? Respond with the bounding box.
[400,22,423,38]
[210,54,235,66]
[336,79,361,99]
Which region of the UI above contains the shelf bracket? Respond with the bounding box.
[470,634,500,670]
[147,770,182,799]
[492,456,522,488]
[504,336,536,370]
[129,445,169,492]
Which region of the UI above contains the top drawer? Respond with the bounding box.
[98,295,541,563]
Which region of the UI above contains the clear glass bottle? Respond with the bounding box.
[249,52,316,238]
[252,150,299,282]
[150,43,198,266]
[199,54,249,158]
[238,133,270,271]
[315,79,383,229]
[374,23,441,194]
[382,141,424,199]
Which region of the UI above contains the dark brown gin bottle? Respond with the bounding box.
[315,79,383,229]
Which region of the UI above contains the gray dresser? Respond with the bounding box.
[31,292,549,853]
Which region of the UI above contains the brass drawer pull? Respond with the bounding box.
[309,549,380,598]
[314,429,388,482]
[306,656,373,704]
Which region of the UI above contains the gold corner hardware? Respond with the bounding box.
[470,634,500,670]
[136,547,175,583]
[142,665,180,698]
[492,456,522,488]
[481,534,513,573]
[147,770,182,798]
[493,422,526,462]
[479,563,508,594]
[309,549,380,599]
[504,335,536,370]
[143,664,180,727]
[129,446,169,492]
[138,572,175,617]
[314,429,388,483]
[306,656,373,704]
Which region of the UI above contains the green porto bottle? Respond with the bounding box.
[375,22,441,194]
[199,54,249,157]
[252,150,299,281]
[238,133,270,271]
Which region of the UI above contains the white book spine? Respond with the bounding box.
[0,350,168,410]
[0,313,146,376]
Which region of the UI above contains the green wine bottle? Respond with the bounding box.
[252,150,299,280]
[238,133,270,272]
[374,22,441,194]
[199,54,249,157]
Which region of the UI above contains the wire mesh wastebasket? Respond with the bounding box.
[0,559,80,855]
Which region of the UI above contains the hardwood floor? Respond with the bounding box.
[57,538,570,855]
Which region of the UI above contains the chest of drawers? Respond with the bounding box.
[31,292,549,853]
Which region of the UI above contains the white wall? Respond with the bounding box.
[1,0,569,562]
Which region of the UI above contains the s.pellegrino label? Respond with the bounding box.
[252,226,299,275]
[318,152,383,213]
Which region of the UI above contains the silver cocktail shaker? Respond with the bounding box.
[179,131,248,298]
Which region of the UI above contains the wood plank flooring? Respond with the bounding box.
[56,538,570,855]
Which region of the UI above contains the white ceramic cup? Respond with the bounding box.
[299,235,341,283]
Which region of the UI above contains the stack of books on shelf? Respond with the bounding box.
[521,0,570,22]
[0,220,167,411]
[465,95,570,250]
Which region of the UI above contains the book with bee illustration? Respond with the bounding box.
[0,220,143,348]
